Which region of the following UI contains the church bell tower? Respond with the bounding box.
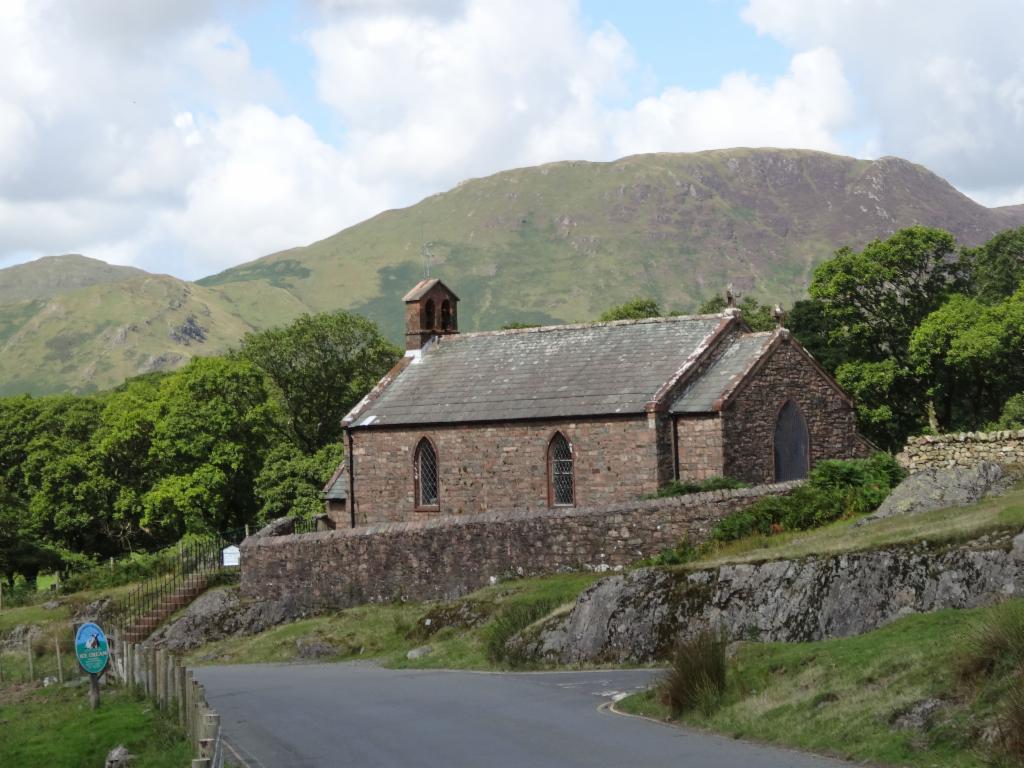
[403,278,459,351]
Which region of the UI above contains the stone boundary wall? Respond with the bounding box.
[240,481,802,610]
[898,429,1024,472]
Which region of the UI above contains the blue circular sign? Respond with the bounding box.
[75,622,109,675]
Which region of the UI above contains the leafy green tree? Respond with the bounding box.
[909,295,989,430]
[787,299,849,372]
[239,311,400,453]
[142,357,279,539]
[254,441,344,523]
[834,359,918,450]
[809,226,963,362]
[0,476,62,587]
[997,393,1024,429]
[598,298,663,321]
[964,226,1024,302]
[806,226,966,445]
[698,295,776,331]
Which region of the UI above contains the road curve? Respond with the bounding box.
[196,663,853,768]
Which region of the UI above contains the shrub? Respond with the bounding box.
[483,597,561,665]
[662,629,728,716]
[711,453,902,543]
[997,393,1024,429]
[649,476,748,499]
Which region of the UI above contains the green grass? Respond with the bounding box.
[686,483,1024,570]
[187,572,601,670]
[617,602,1024,767]
[0,684,191,767]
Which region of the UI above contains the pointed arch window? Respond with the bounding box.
[440,299,453,331]
[423,299,436,330]
[548,432,575,506]
[414,438,439,509]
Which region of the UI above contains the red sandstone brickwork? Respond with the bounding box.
[676,414,725,480]
[349,416,660,524]
[721,337,867,483]
[241,481,801,609]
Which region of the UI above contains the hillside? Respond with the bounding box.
[2,148,1023,394]
[0,254,146,305]
[0,273,308,395]
[201,149,1024,341]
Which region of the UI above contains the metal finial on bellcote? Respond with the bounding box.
[772,302,787,328]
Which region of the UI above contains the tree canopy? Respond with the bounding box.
[238,310,400,452]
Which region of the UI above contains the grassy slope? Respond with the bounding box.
[201,149,1024,343]
[186,572,602,670]
[617,602,1019,768]
[0,685,191,767]
[0,255,146,305]
[686,483,1024,570]
[0,273,309,395]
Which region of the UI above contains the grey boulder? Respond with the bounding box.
[859,461,1005,525]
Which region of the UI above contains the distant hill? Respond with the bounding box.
[0,254,147,305]
[2,148,1023,395]
[0,271,308,395]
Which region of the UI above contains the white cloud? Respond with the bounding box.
[609,48,852,157]
[7,0,1017,280]
[741,0,1024,193]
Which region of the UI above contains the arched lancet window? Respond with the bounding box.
[773,400,809,481]
[414,438,439,508]
[548,432,575,506]
[440,299,453,331]
[423,299,436,330]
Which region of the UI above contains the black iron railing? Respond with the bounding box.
[113,536,227,642]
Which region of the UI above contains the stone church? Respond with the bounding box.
[323,278,870,527]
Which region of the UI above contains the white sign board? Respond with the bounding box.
[222,545,240,568]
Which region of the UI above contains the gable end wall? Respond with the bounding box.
[721,338,868,483]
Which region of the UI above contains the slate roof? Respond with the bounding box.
[403,278,459,302]
[346,315,731,427]
[322,466,347,500]
[671,332,776,413]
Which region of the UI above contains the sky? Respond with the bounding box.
[1,0,1023,279]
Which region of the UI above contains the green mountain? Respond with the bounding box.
[0,254,147,305]
[3,148,1023,395]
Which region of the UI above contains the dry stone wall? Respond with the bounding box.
[240,481,800,610]
[899,430,1024,472]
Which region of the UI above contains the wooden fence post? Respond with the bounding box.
[155,649,165,706]
[148,646,157,697]
[54,637,63,683]
[199,711,220,759]
[176,664,187,727]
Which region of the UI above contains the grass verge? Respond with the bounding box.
[186,572,601,670]
[687,483,1024,569]
[617,601,1024,768]
[0,684,191,768]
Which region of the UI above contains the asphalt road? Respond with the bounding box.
[196,663,853,768]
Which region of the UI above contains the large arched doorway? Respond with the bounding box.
[773,400,809,481]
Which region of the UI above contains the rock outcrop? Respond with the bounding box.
[149,587,306,652]
[859,461,1007,525]
[517,530,1024,664]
